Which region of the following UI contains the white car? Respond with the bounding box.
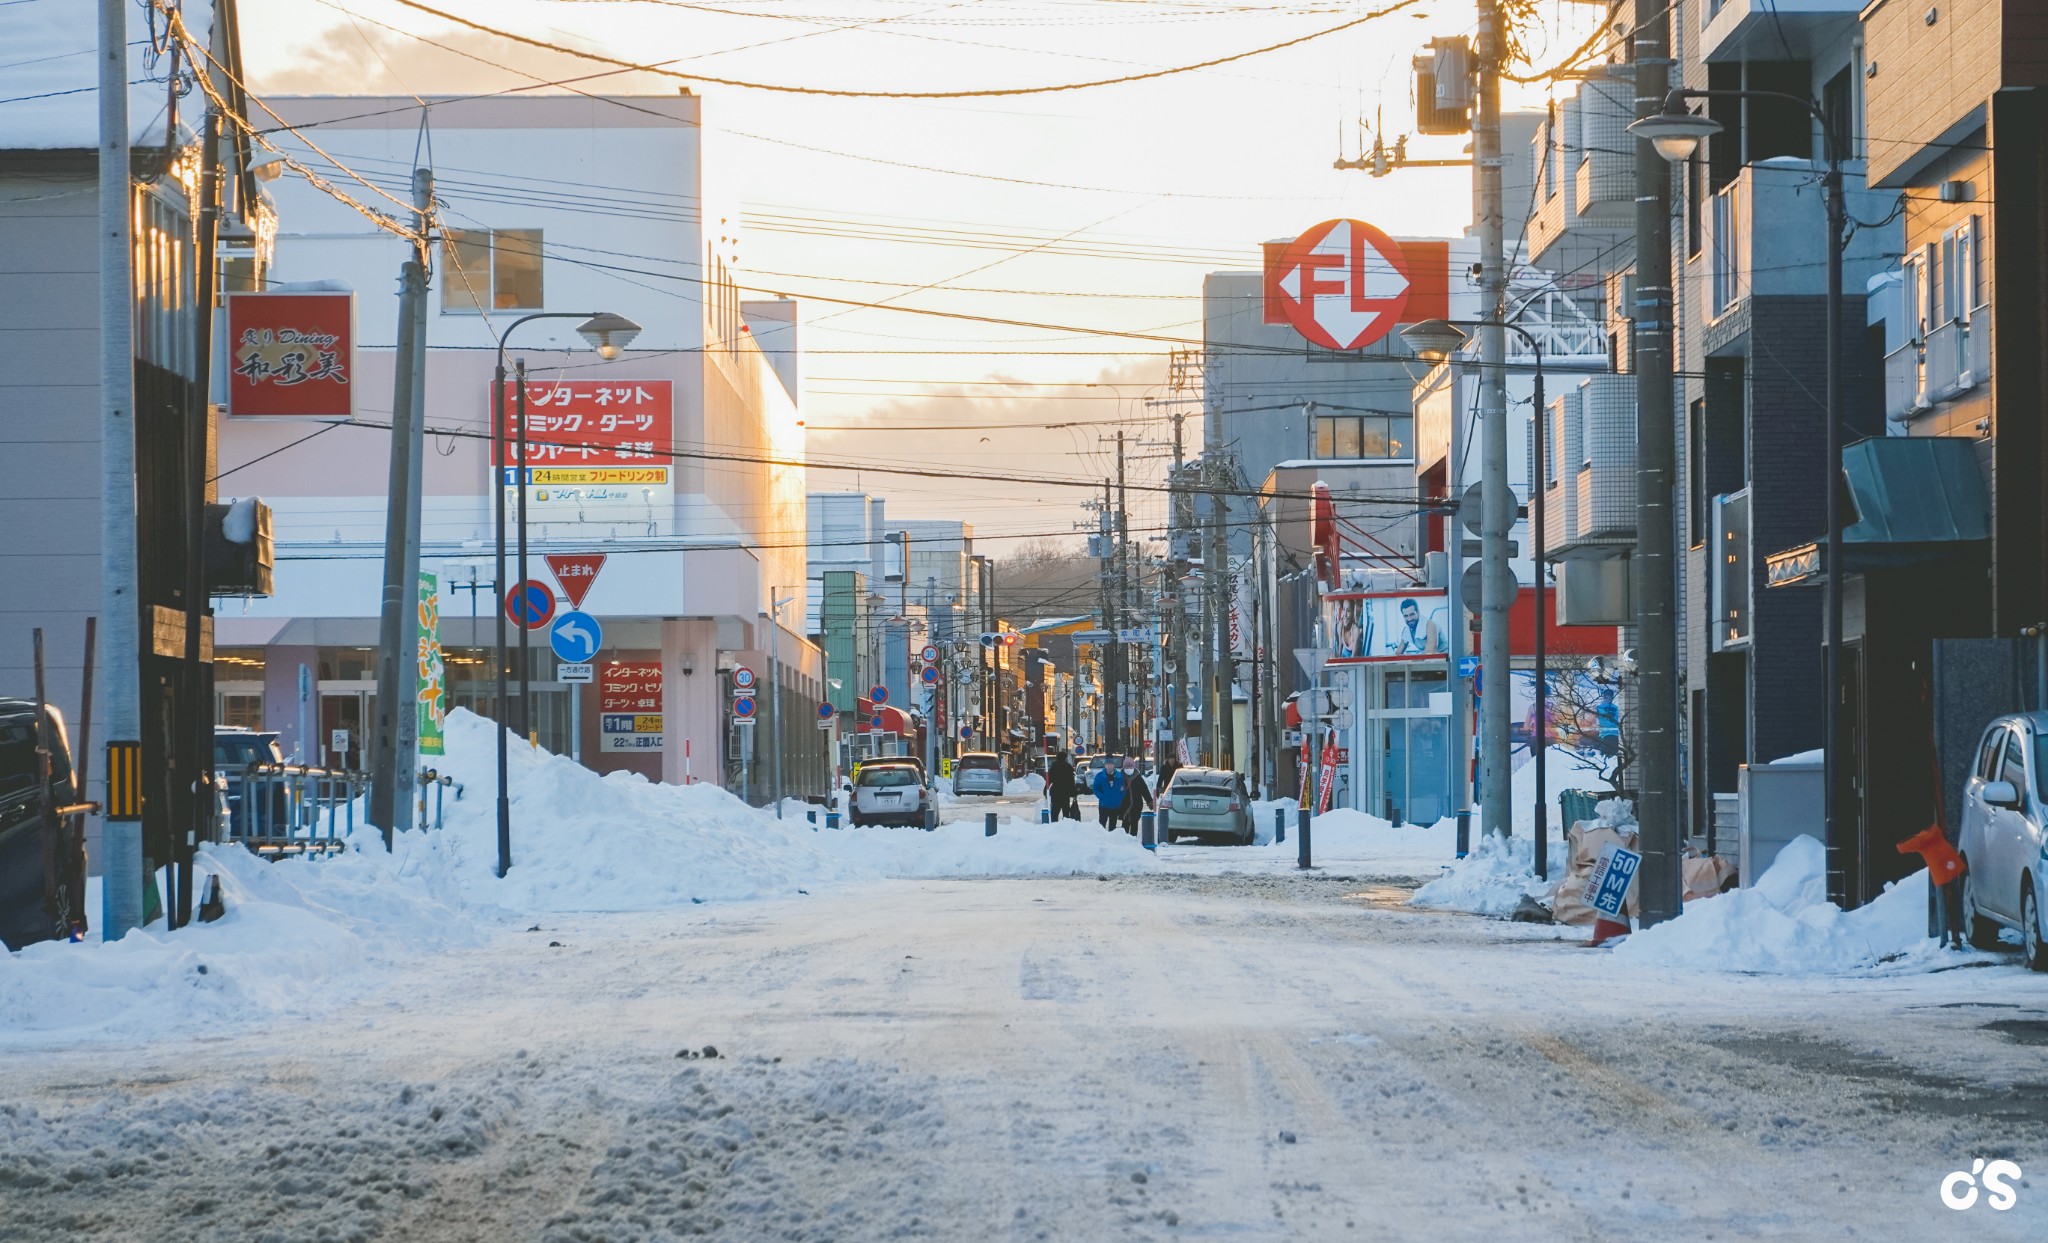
[850,761,930,828]
[1957,712,2048,970]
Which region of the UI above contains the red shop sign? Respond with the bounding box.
[225,291,356,419]
[491,379,674,473]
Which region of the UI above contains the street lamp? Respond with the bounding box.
[1401,316,1549,876]
[492,311,642,878]
[1633,87,1849,904]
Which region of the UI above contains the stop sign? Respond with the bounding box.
[1265,218,1418,352]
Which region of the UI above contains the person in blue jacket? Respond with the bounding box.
[1089,758,1128,830]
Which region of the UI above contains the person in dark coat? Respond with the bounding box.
[1047,750,1079,821]
[1120,758,1154,835]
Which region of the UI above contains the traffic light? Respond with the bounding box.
[979,632,998,649]
[1001,633,1018,648]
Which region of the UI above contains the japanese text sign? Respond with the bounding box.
[1586,844,1642,920]
[600,659,664,753]
[492,379,673,475]
[225,292,355,419]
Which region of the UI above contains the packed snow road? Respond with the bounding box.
[4,869,2045,1242]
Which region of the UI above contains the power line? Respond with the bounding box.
[387,0,1429,99]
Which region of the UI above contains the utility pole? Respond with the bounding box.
[1098,478,1116,749]
[1167,407,1192,760]
[1205,443,1237,772]
[98,0,143,941]
[1473,0,1512,840]
[1122,432,1138,753]
[768,591,794,814]
[370,169,433,843]
[1631,0,1682,923]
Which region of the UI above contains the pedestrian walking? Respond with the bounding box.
[1090,758,1127,830]
[1120,758,1154,835]
[1047,750,1080,822]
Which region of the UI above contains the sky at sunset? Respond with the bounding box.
[243,0,1604,545]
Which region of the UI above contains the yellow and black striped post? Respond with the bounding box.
[105,741,143,820]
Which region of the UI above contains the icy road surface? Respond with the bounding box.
[4,871,2047,1241]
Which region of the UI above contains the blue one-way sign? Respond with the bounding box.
[550,610,603,664]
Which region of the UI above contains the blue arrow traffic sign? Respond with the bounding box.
[550,610,603,663]
[733,696,756,719]
[1457,655,1480,679]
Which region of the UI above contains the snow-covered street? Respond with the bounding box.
[5,859,2047,1241]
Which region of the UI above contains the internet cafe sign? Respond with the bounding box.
[225,291,355,419]
[493,379,675,511]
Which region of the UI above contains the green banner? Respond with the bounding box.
[417,571,446,756]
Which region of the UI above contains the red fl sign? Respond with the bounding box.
[1262,220,1447,352]
[544,553,608,610]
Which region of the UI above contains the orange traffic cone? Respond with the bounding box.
[1589,917,1631,947]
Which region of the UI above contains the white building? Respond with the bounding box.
[213,94,825,800]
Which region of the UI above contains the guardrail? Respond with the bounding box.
[218,764,463,854]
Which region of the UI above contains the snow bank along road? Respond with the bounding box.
[4,870,2048,1241]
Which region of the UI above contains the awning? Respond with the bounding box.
[852,699,916,737]
[1764,437,1989,587]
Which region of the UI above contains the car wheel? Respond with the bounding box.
[2023,881,2047,974]
[1961,865,2003,950]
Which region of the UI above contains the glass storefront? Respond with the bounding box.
[1364,667,1451,826]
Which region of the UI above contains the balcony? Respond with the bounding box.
[1699,0,1862,65]
[1545,375,1637,559]
[1527,74,1633,270]
[1696,159,1899,323]
[1885,305,1991,424]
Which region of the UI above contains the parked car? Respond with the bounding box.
[952,752,1006,796]
[1157,767,1252,846]
[0,698,80,950]
[215,727,289,838]
[850,761,931,827]
[1957,713,2048,970]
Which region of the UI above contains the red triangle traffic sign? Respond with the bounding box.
[544,553,608,610]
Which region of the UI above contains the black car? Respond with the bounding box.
[0,698,80,950]
[216,727,289,837]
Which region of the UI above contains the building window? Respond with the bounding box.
[1688,398,1707,547]
[1314,414,1411,460]
[440,228,544,313]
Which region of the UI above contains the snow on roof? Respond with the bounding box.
[0,1,215,151]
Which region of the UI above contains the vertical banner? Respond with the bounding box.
[417,572,446,756]
[1316,734,1339,814]
[1228,556,1253,661]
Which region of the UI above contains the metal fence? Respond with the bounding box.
[217,763,462,855]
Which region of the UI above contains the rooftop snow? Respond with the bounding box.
[0,2,215,151]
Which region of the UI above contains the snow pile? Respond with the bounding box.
[1513,745,1613,833]
[1005,772,1046,797]
[427,710,1153,911]
[222,495,260,543]
[0,837,477,1041]
[1408,830,1563,916]
[1614,835,1948,974]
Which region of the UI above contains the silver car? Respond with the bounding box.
[1957,713,2048,970]
[952,752,1005,797]
[1158,767,1252,846]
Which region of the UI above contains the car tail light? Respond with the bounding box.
[1157,796,1172,810]
[1227,801,1241,811]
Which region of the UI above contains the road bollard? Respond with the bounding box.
[1140,811,1156,850]
[985,812,998,837]
[1297,808,1312,870]
[826,810,841,830]
[807,808,818,829]
[1455,809,1471,859]
[1273,806,1286,846]
[1157,806,1170,843]
[1040,807,1051,824]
